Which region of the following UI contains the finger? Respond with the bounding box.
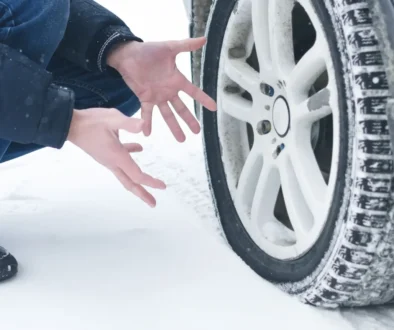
[158,102,186,142]
[141,103,154,136]
[181,77,217,112]
[117,150,166,189]
[123,143,143,153]
[138,172,167,190]
[169,37,207,54]
[170,96,200,134]
[113,168,157,208]
[119,118,145,134]
[114,114,145,134]
[109,108,145,133]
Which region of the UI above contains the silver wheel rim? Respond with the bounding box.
[216,0,340,260]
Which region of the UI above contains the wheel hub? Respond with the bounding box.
[272,97,291,137]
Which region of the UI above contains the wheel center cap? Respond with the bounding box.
[272,97,290,137]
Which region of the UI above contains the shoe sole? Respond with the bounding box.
[0,264,18,282]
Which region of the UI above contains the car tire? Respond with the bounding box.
[199,0,394,308]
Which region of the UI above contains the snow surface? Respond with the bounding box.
[1,1,394,329]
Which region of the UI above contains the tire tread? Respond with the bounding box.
[302,0,394,307]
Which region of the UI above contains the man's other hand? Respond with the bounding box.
[67,108,166,207]
[107,37,217,142]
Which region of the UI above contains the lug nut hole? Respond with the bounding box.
[228,47,246,59]
[260,83,275,97]
[257,120,272,135]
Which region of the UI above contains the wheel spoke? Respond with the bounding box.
[268,0,295,77]
[252,0,271,70]
[224,58,260,95]
[220,92,253,123]
[250,163,280,228]
[293,88,333,126]
[279,154,313,239]
[287,134,328,222]
[235,146,263,214]
[245,27,255,59]
[287,42,326,102]
[252,0,295,79]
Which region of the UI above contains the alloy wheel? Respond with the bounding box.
[216,0,340,260]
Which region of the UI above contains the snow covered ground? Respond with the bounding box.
[1,1,394,329]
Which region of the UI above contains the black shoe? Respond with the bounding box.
[0,246,18,282]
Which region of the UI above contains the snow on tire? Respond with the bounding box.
[199,0,394,308]
[305,0,394,308]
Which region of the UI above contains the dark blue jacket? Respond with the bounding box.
[0,0,141,149]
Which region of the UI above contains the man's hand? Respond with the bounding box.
[67,108,166,207]
[107,37,217,142]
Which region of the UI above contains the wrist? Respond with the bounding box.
[89,25,143,73]
[67,109,82,144]
[107,41,141,72]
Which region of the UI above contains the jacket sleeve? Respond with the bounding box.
[0,43,75,148]
[56,0,143,72]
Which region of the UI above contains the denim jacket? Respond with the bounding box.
[0,0,141,150]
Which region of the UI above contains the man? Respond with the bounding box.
[0,0,217,282]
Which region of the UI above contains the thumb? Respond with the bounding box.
[119,118,145,134]
[169,37,207,54]
[111,110,144,133]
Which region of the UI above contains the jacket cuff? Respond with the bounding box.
[32,85,75,149]
[87,25,143,72]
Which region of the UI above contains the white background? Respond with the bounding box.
[1,0,394,329]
